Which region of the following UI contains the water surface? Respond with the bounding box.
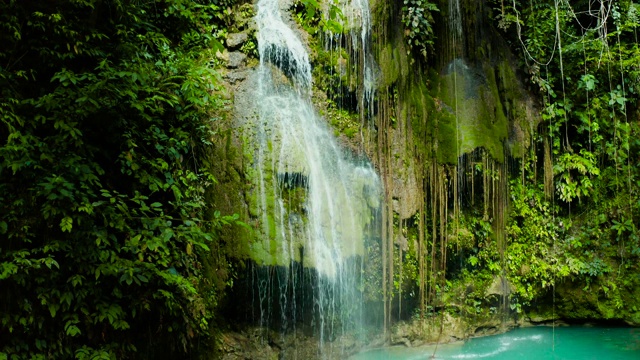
[351,327,640,359]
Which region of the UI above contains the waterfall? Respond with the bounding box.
[343,0,376,109]
[257,0,312,87]
[329,0,376,124]
[449,0,463,57]
[247,0,382,352]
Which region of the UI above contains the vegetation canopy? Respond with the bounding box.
[0,0,238,358]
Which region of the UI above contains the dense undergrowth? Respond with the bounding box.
[0,0,245,358]
[490,0,640,322]
[393,0,640,326]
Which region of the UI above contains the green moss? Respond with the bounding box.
[377,44,396,88]
[246,191,259,217]
[267,212,277,241]
[510,141,524,158]
[402,74,436,161]
[325,103,360,139]
[434,111,456,164]
[377,36,412,90]
[242,156,311,267]
[426,59,510,163]
[495,60,535,158]
[312,44,354,104]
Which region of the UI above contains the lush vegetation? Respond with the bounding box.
[391,0,640,323]
[0,0,241,358]
[384,0,640,325]
[401,0,438,59]
[2,0,640,357]
[363,0,640,330]
[490,0,640,320]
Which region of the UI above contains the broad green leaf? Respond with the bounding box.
[60,216,73,232]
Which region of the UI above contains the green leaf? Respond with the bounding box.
[44,257,60,269]
[60,216,73,232]
[65,320,81,337]
[468,256,479,267]
[48,304,59,318]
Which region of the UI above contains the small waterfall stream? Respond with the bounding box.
[340,0,376,112]
[248,0,382,353]
[326,0,376,128]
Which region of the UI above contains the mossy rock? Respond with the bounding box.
[430,58,509,163]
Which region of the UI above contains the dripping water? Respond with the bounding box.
[324,0,377,144]
[248,0,382,353]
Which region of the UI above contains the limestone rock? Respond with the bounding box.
[219,327,369,360]
[336,56,348,78]
[527,313,553,323]
[216,49,229,63]
[390,140,421,220]
[227,51,247,69]
[227,32,249,49]
[485,275,514,297]
[217,50,247,69]
[224,70,248,84]
[395,233,408,251]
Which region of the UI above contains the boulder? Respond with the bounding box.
[227,32,249,49]
[217,50,247,69]
[227,51,247,69]
[224,70,248,84]
[216,50,247,69]
[485,275,514,297]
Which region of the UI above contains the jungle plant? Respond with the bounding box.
[0,0,238,358]
[294,0,345,35]
[401,0,439,59]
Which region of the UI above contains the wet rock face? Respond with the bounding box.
[485,275,514,297]
[224,70,248,84]
[218,328,370,360]
[216,50,247,69]
[228,52,247,68]
[390,313,519,348]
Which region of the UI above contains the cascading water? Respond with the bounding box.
[246,0,382,354]
[340,0,376,109]
[324,0,376,130]
[449,0,463,57]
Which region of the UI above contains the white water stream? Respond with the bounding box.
[327,0,376,123]
[249,0,381,349]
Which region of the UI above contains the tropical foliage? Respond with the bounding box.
[401,0,439,59]
[490,0,640,318]
[0,0,237,358]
